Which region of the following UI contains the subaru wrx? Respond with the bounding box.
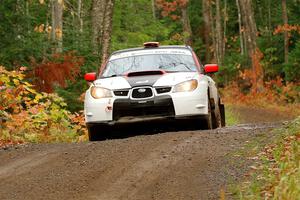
[84,42,225,140]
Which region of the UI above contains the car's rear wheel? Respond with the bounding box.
[204,98,213,129]
[212,102,222,129]
[87,124,108,141]
[219,102,226,127]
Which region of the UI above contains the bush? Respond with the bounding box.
[0,66,87,144]
[284,40,300,82]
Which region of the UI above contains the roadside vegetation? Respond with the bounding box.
[232,117,300,200]
[0,67,87,148]
[222,81,300,117]
[225,105,240,126]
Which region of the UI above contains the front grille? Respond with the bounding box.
[114,90,129,96]
[131,87,153,99]
[113,96,175,120]
[114,105,174,120]
[156,87,172,94]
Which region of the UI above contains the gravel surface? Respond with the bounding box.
[0,106,292,200]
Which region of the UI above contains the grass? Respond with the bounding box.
[233,117,300,200]
[225,105,240,126]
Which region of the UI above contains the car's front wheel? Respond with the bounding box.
[87,124,108,141]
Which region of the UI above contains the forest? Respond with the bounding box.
[1,1,300,199]
[1,0,300,136]
[1,0,300,109]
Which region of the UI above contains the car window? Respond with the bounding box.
[102,54,197,77]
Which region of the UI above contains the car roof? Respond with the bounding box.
[111,45,193,56]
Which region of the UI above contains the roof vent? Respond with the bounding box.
[143,42,160,48]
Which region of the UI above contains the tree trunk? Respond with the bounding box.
[215,0,224,65]
[209,1,217,63]
[91,0,114,63]
[223,0,227,57]
[243,0,257,57]
[236,0,244,55]
[202,0,212,62]
[91,0,115,64]
[268,0,272,38]
[75,0,83,49]
[51,0,63,53]
[238,0,258,62]
[91,0,107,55]
[282,0,289,63]
[238,0,263,92]
[77,0,83,33]
[26,1,30,32]
[100,0,115,65]
[152,0,156,20]
[181,4,192,46]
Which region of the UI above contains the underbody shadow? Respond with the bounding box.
[101,118,206,140]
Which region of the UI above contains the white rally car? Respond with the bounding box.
[84,42,225,140]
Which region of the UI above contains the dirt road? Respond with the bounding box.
[0,106,292,200]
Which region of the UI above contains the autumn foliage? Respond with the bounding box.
[31,52,84,92]
[223,76,300,116]
[273,24,300,35]
[156,0,188,20]
[0,67,87,147]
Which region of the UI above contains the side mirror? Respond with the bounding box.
[204,64,218,73]
[84,72,97,82]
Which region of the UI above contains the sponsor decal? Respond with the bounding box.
[110,49,192,60]
[138,88,147,93]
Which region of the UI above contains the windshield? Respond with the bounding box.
[102,54,197,77]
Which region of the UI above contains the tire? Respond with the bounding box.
[212,101,222,129]
[87,124,108,141]
[204,98,213,130]
[219,103,226,127]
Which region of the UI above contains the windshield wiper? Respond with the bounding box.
[101,74,118,78]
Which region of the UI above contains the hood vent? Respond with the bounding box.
[127,70,165,77]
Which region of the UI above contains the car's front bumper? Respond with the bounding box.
[84,84,209,124]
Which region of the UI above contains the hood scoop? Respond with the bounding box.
[127,70,165,77]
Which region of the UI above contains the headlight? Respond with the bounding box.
[173,79,198,93]
[90,86,112,99]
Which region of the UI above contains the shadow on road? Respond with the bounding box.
[101,118,206,140]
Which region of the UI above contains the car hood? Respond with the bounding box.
[93,72,200,90]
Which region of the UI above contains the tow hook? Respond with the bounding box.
[106,105,113,112]
[105,99,113,112]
